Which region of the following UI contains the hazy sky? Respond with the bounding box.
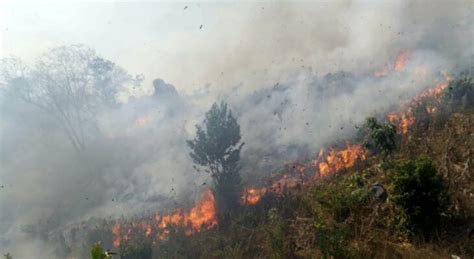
[1,0,472,95]
[0,1,244,93]
[0,0,390,95]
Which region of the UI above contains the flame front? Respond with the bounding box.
[394,50,410,71]
[112,224,121,248]
[112,190,217,247]
[241,144,367,205]
[112,52,454,246]
[314,144,367,178]
[387,81,450,134]
[241,188,267,205]
[374,50,410,77]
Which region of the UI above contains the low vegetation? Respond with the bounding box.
[82,75,473,258]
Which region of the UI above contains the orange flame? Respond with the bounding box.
[112,224,121,248]
[112,190,217,247]
[394,50,410,71]
[400,111,415,134]
[314,144,367,178]
[374,50,411,77]
[426,106,437,114]
[241,144,367,205]
[387,112,399,124]
[241,188,267,205]
[387,81,450,134]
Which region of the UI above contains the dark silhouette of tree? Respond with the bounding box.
[187,102,244,220]
[0,45,142,153]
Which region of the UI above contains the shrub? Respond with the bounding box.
[120,238,152,259]
[313,216,350,259]
[390,155,449,238]
[265,208,286,258]
[363,117,397,169]
[91,242,108,259]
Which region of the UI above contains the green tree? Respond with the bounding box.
[187,102,244,220]
[91,242,109,259]
[391,155,449,238]
[363,117,397,168]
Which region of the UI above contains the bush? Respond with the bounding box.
[313,175,369,224]
[390,155,449,238]
[120,238,152,259]
[363,117,397,169]
[91,242,108,259]
[313,216,350,259]
[265,208,286,258]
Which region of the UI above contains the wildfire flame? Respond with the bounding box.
[374,50,410,77]
[313,144,367,178]
[241,144,367,205]
[241,188,267,205]
[112,190,217,247]
[112,224,121,247]
[394,50,410,72]
[400,111,415,134]
[387,81,450,134]
[112,52,454,247]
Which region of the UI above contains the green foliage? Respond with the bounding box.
[390,156,449,238]
[305,174,373,258]
[211,242,245,259]
[364,117,397,157]
[153,227,190,258]
[3,253,12,259]
[91,242,109,259]
[187,102,244,218]
[120,238,152,259]
[313,175,369,224]
[313,216,351,259]
[363,117,397,170]
[265,208,286,258]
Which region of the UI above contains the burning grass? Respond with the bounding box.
[111,189,217,248]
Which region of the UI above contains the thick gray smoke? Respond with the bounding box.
[0,0,472,258]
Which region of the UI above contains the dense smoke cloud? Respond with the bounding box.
[0,0,472,258]
[162,0,472,94]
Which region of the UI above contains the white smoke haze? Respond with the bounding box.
[0,0,473,258]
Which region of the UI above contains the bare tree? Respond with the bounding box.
[0,45,142,153]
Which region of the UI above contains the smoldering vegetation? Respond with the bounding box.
[0,1,472,258]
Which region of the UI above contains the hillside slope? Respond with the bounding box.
[136,111,473,258]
